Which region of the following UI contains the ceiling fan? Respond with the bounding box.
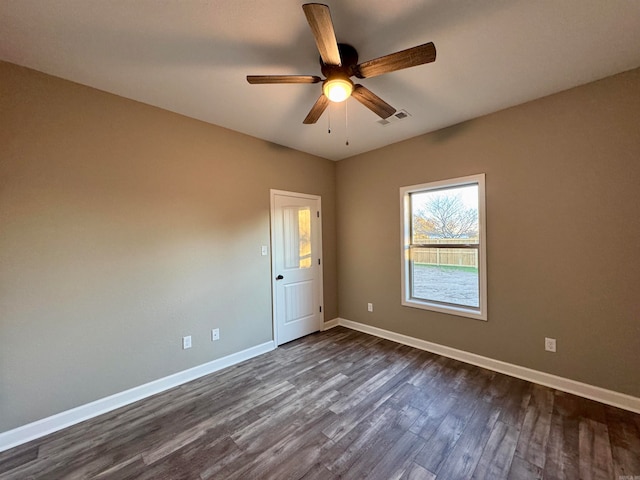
[246,3,436,125]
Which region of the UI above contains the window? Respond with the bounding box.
[400,174,487,320]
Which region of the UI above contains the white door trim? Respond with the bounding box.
[270,190,324,346]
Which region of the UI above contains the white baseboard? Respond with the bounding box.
[337,318,640,414]
[0,340,275,453]
[322,318,340,330]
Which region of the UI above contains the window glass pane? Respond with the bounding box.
[401,174,486,320]
[410,246,479,308]
[411,185,479,244]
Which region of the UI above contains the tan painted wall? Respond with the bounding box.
[0,61,337,431]
[2,59,639,434]
[337,68,640,397]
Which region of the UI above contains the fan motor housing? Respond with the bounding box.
[320,43,359,78]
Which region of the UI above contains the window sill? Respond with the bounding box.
[402,298,487,321]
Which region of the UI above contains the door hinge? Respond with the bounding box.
[317,211,320,218]
[318,258,321,265]
[319,306,322,313]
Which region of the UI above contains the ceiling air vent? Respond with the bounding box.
[377,109,411,126]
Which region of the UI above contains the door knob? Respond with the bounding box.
[276,275,284,280]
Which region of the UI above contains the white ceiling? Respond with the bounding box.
[2,1,640,160]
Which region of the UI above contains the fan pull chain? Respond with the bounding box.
[345,101,349,146]
[328,103,331,134]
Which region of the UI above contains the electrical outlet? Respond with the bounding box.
[545,337,556,352]
[182,335,192,350]
[212,328,220,341]
[367,303,373,312]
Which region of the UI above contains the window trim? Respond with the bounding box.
[400,173,487,321]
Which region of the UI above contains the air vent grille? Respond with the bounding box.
[377,109,411,126]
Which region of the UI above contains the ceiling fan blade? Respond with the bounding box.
[302,3,341,66]
[355,42,436,78]
[247,75,322,84]
[303,94,330,124]
[351,84,396,119]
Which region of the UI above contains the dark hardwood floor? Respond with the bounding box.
[1,327,639,479]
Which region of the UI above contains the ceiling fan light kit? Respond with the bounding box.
[323,76,353,102]
[247,3,436,125]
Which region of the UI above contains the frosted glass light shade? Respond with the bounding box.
[323,78,353,102]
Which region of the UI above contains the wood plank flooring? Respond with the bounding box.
[1,326,639,479]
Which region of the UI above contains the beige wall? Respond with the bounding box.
[0,61,337,431]
[337,68,640,398]
[2,59,639,435]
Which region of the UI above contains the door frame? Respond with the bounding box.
[270,189,324,346]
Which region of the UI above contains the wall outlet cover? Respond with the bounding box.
[545,337,557,352]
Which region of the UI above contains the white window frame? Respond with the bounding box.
[400,173,487,321]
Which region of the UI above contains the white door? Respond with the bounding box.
[271,190,323,345]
